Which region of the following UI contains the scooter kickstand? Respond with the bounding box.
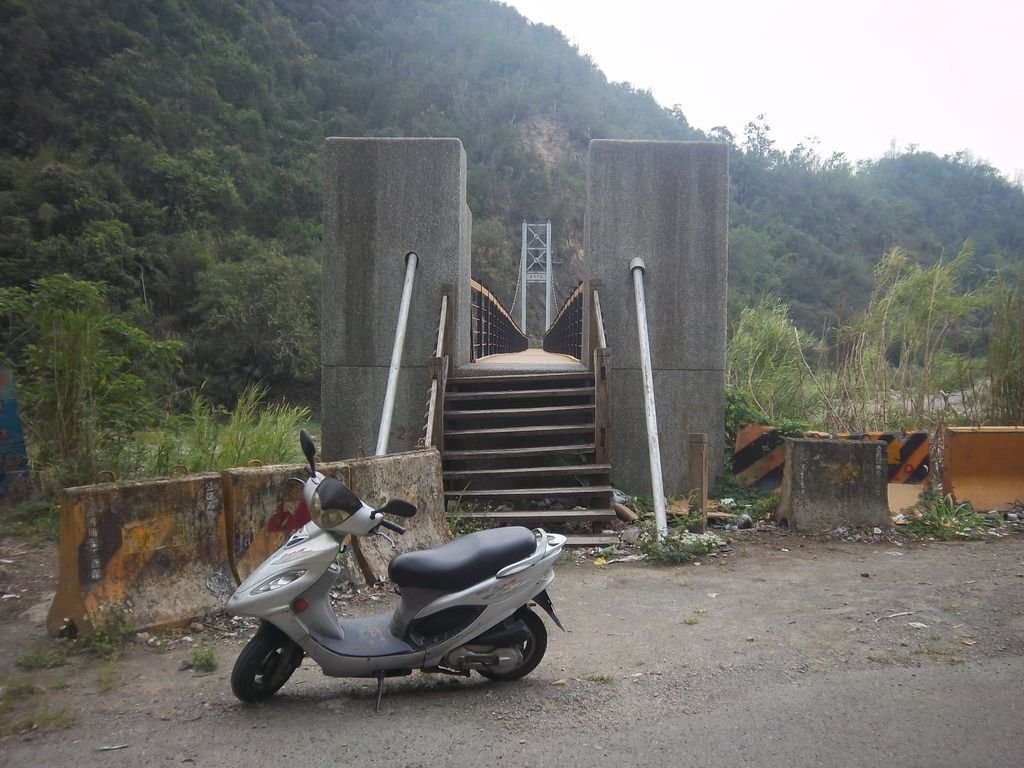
[373,672,385,712]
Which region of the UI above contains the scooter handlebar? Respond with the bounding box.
[378,518,406,535]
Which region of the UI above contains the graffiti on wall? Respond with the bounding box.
[0,367,32,503]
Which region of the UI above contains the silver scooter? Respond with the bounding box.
[226,430,566,708]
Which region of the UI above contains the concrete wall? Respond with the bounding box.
[584,140,728,496]
[777,438,890,532]
[322,138,472,460]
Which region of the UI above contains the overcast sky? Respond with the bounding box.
[503,0,1024,180]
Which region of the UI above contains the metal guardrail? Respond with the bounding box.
[630,258,668,538]
[376,252,418,456]
[470,279,528,360]
[542,281,584,359]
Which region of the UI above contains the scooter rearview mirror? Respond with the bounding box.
[378,498,417,518]
[299,429,317,472]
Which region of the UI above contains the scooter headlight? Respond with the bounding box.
[309,486,352,529]
[251,570,306,595]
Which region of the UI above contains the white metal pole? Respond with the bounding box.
[630,257,668,538]
[520,221,528,333]
[376,251,418,456]
[544,220,552,330]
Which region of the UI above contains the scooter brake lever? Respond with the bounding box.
[374,529,398,549]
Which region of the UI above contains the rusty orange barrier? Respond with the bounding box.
[49,451,451,637]
[943,426,1024,512]
[47,475,231,637]
[222,450,450,586]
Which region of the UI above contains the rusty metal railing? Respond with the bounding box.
[470,279,527,360]
[542,281,584,359]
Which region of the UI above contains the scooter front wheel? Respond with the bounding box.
[478,607,547,682]
[231,622,304,702]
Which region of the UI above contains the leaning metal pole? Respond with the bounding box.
[519,221,528,333]
[376,251,418,456]
[630,257,668,538]
[544,220,552,330]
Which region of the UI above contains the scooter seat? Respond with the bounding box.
[389,527,537,592]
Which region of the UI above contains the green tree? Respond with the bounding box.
[0,275,181,489]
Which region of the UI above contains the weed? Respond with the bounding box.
[191,647,217,673]
[693,607,707,615]
[1,706,77,736]
[84,604,135,656]
[50,680,68,691]
[583,674,615,684]
[904,493,990,540]
[636,523,722,565]
[446,496,490,536]
[683,617,699,626]
[16,646,68,670]
[0,497,59,540]
[97,661,118,693]
[747,493,780,521]
[0,682,41,708]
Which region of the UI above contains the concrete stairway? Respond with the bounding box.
[442,371,617,540]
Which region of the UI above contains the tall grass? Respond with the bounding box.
[126,385,310,478]
[729,245,1020,432]
[726,298,822,424]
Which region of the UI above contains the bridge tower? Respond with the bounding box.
[516,221,552,334]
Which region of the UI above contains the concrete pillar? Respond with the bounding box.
[321,138,471,460]
[776,438,890,531]
[585,141,728,497]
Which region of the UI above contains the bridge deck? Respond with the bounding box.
[473,348,582,367]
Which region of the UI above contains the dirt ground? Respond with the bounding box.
[1,529,1023,767]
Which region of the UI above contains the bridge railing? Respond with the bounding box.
[542,281,584,359]
[470,280,528,360]
[423,289,453,451]
[589,285,611,466]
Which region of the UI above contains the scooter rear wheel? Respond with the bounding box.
[231,622,304,702]
[478,607,547,682]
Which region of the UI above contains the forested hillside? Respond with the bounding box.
[2,0,1023,405]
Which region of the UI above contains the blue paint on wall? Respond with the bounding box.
[0,367,31,502]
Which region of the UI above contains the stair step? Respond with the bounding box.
[444,444,596,461]
[445,424,593,439]
[445,387,594,402]
[446,486,612,500]
[448,372,594,386]
[444,465,611,481]
[448,508,617,523]
[445,404,594,420]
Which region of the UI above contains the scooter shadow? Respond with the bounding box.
[234,673,549,714]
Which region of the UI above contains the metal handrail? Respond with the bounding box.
[541,281,584,359]
[591,289,608,351]
[590,287,612,466]
[630,257,668,538]
[423,293,451,450]
[470,279,528,360]
[376,252,418,456]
